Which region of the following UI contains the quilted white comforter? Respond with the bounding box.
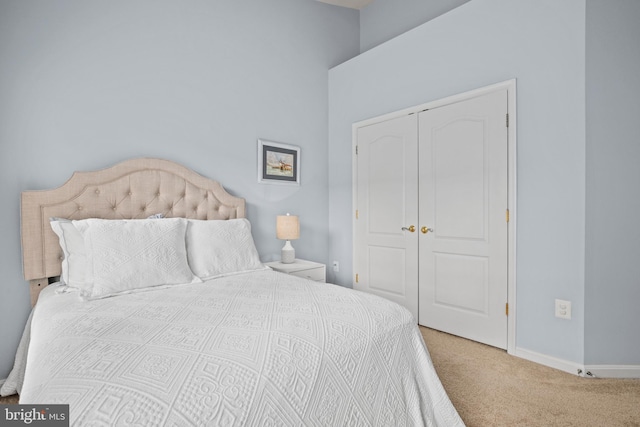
[19,270,463,426]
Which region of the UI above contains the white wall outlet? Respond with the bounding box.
[332,261,339,272]
[555,299,572,320]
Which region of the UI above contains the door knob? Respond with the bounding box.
[402,225,416,233]
[421,227,434,234]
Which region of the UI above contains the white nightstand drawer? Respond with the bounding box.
[265,259,327,283]
[289,267,325,282]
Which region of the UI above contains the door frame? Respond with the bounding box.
[352,79,517,355]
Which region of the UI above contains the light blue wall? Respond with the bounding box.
[0,0,359,379]
[360,0,471,52]
[329,0,587,363]
[585,0,640,365]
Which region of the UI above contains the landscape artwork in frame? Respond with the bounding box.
[258,139,300,185]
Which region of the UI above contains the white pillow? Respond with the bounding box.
[50,213,166,288]
[73,218,200,299]
[186,218,266,280]
[50,218,88,288]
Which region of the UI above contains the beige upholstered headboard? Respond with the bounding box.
[21,158,245,306]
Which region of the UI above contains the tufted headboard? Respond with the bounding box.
[21,158,245,306]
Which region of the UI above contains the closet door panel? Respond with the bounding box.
[418,89,508,349]
[433,119,487,240]
[354,114,419,320]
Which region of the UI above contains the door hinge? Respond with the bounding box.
[506,113,509,128]
[355,145,359,155]
[506,303,509,316]
[506,209,510,223]
[355,273,359,283]
[355,210,359,219]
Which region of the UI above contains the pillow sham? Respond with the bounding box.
[73,218,199,299]
[50,213,166,288]
[49,218,88,288]
[186,218,266,280]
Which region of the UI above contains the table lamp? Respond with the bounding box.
[276,213,299,264]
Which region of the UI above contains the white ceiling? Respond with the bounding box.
[316,0,373,10]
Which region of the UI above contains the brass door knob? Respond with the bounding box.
[421,227,434,234]
[402,225,416,233]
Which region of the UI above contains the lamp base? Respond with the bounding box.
[281,240,295,264]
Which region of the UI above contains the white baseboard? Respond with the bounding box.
[515,347,640,378]
[583,365,640,379]
[515,347,583,376]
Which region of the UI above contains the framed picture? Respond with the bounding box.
[258,139,300,185]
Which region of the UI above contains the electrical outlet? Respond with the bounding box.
[332,261,339,272]
[555,299,572,320]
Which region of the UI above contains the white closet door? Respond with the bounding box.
[355,114,419,320]
[418,90,508,349]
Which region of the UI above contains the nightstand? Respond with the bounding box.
[265,259,326,283]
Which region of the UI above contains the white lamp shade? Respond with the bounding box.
[276,214,300,240]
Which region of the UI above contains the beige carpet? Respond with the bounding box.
[2,330,639,426]
[0,393,18,404]
[420,326,640,427]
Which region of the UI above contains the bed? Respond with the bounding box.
[3,158,463,426]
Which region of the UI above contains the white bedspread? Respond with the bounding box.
[19,270,463,426]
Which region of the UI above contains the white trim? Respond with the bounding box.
[515,347,584,376]
[351,125,358,289]
[506,81,517,356]
[353,80,517,128]
[352,79,517,353]
[516,348,640,379]
[583,365,640,379]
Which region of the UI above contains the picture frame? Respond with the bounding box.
[257,139,300,185]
